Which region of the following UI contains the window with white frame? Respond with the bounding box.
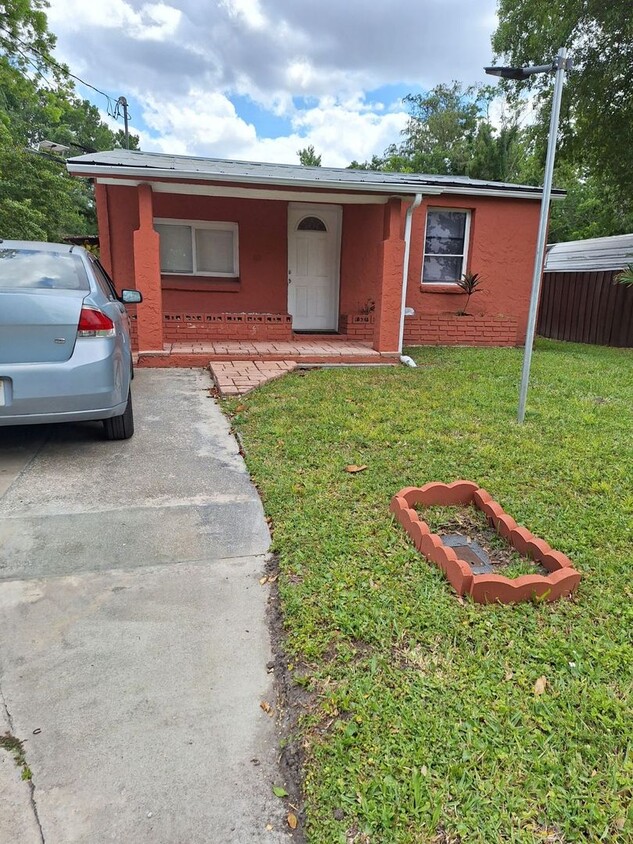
[154,219,239,277]
[422,209,470,283]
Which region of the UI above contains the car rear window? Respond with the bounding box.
[0,248,90,290]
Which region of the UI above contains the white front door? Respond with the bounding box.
[287,203,341,331]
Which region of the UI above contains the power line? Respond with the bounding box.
[0,23,130,122]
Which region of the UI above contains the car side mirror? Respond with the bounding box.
[120,289,143,304]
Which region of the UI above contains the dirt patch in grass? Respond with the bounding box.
[418,504,548,577]
[265,554,309,842]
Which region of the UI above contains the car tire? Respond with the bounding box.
[103,390,134,440]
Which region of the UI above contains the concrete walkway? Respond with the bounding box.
[0,370,290,843]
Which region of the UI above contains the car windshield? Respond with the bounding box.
[0,248,89,290]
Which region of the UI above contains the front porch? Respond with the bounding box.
[135,336,399,395]
[112,181,408,361]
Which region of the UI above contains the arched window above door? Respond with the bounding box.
[297,216,327,232]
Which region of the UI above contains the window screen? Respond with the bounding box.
[156,224,194,273]
[195,228,234,274]
[422,210,469,283]
[155,222,237,276]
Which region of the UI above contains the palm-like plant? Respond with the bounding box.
[456,271,483,315]
[615,264,633,286]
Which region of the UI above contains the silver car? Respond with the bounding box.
[0,241,142,440]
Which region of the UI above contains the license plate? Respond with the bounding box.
[0,379,5,406]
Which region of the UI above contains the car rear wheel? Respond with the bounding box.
[103,390,134,440]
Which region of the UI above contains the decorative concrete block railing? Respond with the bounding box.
[162,312,293,342]
[390,481,581,604]
[339,313,375,341]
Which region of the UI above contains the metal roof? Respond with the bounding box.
[66,149,563,200]
[544,233,633,273]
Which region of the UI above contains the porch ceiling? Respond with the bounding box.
[90,177,398,204]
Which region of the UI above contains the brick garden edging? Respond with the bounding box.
[390,481,581,604]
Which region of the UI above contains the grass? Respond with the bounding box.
[1,732,32,780]
[225,340,633,843]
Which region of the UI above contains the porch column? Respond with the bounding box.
[133,183,163,352]
[94,182,113,275]
[373,197,405,353]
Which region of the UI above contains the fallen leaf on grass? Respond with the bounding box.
[272,785,288,798]
[260,700,274,715]
[287,813,298,829]
[235,404,247,413]
[345,465,368,474]
[534,675,548,696]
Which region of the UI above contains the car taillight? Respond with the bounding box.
[77,306,116,337]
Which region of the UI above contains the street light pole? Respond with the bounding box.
[485,47,571,422]
[517,47,568,422]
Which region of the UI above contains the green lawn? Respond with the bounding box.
[226,340,633,843]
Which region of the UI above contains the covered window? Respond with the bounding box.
[422,209,471,283]
[297,216,327,232]
[154,219,239,277]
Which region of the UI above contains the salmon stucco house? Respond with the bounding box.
[67,150,561,366]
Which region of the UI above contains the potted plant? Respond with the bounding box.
[456,272,483,315]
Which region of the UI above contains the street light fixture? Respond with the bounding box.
[485,48,572,422]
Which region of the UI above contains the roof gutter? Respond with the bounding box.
[398,193,423,362]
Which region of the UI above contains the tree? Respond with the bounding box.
[385,83,481,175]
[493,0,633,220]
[347,155,384,171]
[0,0,138,240]
[297,144,321,166]
[367,82,529,184]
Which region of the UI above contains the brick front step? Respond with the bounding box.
[136,339,400,369]
[210,360,297,396]
[137,351,399,368]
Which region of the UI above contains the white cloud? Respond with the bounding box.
[220,0,268,30]
[46,0,497,165]
[48,1,181,40]
[120,89,408,167]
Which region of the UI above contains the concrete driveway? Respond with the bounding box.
[0,369,290,842]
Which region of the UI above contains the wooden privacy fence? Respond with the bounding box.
[537,270,633,347]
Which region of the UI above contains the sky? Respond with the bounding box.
[45,0,500,167]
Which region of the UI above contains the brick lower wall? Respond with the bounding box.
[404,314,519,347]
[130,309,517,351]
[163,312,293,343]
[127,307,139,351]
